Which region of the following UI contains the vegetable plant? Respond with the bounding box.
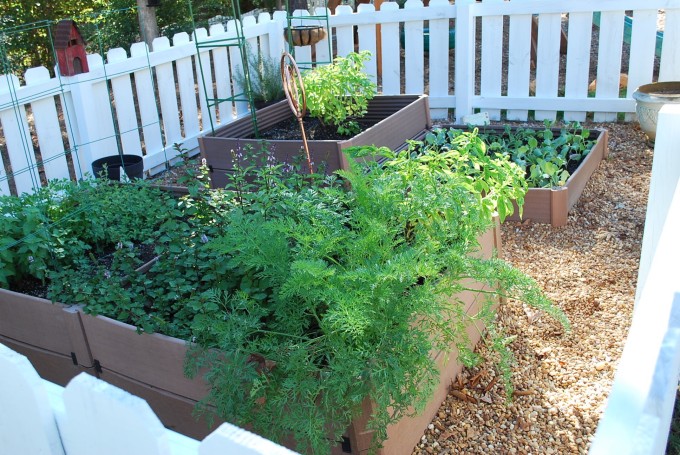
[302,50,376,136]
[182,135,568,453]
[2,133,570,453]
[432,120,597,188]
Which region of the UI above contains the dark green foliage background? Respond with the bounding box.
[0,0,272,77]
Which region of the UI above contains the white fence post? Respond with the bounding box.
[356,4,378,83]
[590,105,680,454]
[130,42,164,163]
[636,104,680,303]
[534,11,562,122]
[107,48,144,159]
[403,0,425,95]
[563,11,593,122]
[379,2,401,95]
[334,5,355,58]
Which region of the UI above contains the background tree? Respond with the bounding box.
[0,0,274,77]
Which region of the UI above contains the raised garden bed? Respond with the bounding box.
[434,125,609,227]
[0,218,502,449]
[198,95,431,188]
[0,143,567,452]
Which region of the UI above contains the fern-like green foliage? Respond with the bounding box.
[184,135,569,453]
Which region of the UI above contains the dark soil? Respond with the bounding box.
[257,116,376,141]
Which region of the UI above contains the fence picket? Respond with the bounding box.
[660,8,680,81]
[626,10,657,121]
[130,43,164,161]
[59,373,174,455]
[108,48,144,158]
[380,2,401,95]
[428,0,451,119]
[534,12,562,121]
[207,24,233,127]
[226,20,249,117]
[563,12,592,122]
[593,10,625,122]
[194,28,217,133]
[200,423,299,455]
[334,5,355,58]
[173,33,200,141]
[152,37,182,148]
[25,67,70,182]
[312,7,332,66]
[506,14,532,120]
[357,4,378,83]
[271,11,288,61]
[404,0,425,95]
[0,74,39,194]
[480,0,503,121]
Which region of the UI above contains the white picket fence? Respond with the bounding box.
[1,0,679,196]
[590,105,680,454]
[0,342,298,455]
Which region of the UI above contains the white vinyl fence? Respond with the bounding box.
[1,0,680,196]
[589,105,680,454]
[0,342,298,455]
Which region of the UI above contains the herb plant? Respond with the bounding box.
[302,50,376,136]
[234,44,285,108]
[183,136,568,453]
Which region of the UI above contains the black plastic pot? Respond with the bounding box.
[92,154,144,180]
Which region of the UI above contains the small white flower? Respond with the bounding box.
[28,255,34,263]
[104,270,112,279]
[200,233,209,244]
[116,241,123,250]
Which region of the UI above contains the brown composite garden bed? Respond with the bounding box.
[0,288,94,384]
[0,217,501,452]
[439,125,609,227]
[198,95,432,188]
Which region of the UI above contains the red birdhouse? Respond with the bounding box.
[54,20,89,76]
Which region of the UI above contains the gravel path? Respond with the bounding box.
[413,122,652,454]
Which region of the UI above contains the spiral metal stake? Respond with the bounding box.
[280,52,313,175]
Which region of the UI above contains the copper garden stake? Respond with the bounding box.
[280,52,313,175]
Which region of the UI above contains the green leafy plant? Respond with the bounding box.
[0,179,177,289]
[302,50,377,136]
[233,44,285,108]
[183,137,568,453]
[443,120,597,188]
[407,128,528,221]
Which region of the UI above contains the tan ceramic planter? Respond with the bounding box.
[633,81,680,142]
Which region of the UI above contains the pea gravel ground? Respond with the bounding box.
[413,121,652,454]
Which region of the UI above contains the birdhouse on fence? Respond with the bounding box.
[54,20,89,77]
